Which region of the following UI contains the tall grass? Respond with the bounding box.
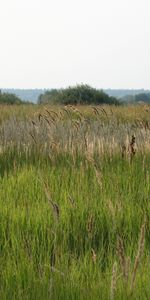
[0,104,150,299]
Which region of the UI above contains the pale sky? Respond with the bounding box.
[0,0,150,89]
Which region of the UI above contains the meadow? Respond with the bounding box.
[0,104,150,299]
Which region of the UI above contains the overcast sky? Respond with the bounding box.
[0,0,150,89]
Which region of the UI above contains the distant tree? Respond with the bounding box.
[120,95,135,104]
[135,93,150,103]
[38,84,120,105]
[119,92,150,105]
[0,93,23,105]
[38,89,59,104]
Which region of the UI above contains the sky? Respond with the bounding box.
[0,0,150,89]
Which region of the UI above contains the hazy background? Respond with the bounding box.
[0,0,150,89]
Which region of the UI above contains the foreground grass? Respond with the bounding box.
[0,150,150,299]
[0,104,150,299]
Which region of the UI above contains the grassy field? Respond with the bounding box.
[0,104,150,299]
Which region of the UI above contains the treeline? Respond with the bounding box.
[0,90,30,105]
[1,86,150,105]
[121,93,150,104]
[2,88,150,102]
[38,84,119,105]
[105,89,150,99]
[1,89,46,103]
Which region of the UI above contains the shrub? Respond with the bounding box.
[0,91,23,105]
[38,84,120,105]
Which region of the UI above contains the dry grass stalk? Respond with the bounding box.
[85,154,103,188]
[73,120,80,131]
[117,238,126,279]
[62,107,72,118]
[121,144,126,159]
[110,261,117,300]
[116,238,130,286]
[94,166,103,190]
[47,109,59,118]
[68,194,76,207]
[125,256,130,286]
[51,141,59,152]
[29,132,37,144]
[38,176,60,220]
[92,106,100,116]
[130,222,146,293]
[44,185,60,219]
[87,214,94,236]
[85,152,95,164]
[51,266,65,277]
[31,120,36,126]
[101,107,108,118]
[91,249,97,264]
[129,135,136,163]
[107,199,115,218]
[73,107,84,119]
[38,113,43,122]
[143,120,149,130]
[44,117,52,127]
[84,135,88,150]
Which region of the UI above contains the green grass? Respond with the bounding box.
[0,150,150,299]
[0,104,150,299]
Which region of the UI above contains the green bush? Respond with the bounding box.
[0,91,23,105]
[38,84,120,105]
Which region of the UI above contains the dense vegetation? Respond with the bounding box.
[135,93,150,103]
[38,85,119,105]
[0,104,150,299]
[0,91,23,105]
